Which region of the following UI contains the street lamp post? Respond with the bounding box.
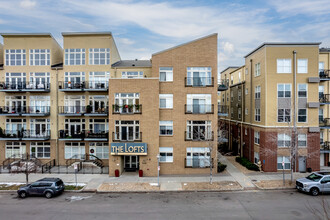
[156,154,160,186]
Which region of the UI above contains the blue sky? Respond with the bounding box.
[0,0,329,72]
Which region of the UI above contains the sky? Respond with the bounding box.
[0,0,329,73]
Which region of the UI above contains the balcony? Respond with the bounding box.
[185,104,214,114]
[112,132,142,142]
[58,81,85,92]
[319,70,330,81]
[319,118,330,129]
[218,105,229,116]
[58,106,85,116]
[22,106,50,116]
[218,79,229,91]
[0,82,50,92]
[185,77,214,87]
[112,105,142,114]
[0,129,50,140]
[0,106,26,116]
[85,106,109,117]
[321,142,330,153]
[185,158,214,168]
[84,81,109,92]
[58,130,85,141]
[85,130,109,141]
[185,131,214,141]
[319,94,330,104]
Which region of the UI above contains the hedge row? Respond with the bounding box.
[235,157,259,171]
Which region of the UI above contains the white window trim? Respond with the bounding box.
[297,59,308,74]
[159,67,173,82]
[29,49,50,66]
[159,94,173,109]
[159,121,173,136]
[277,59,292,74]
[31,142,51,158]
[159,147,173,163]
[65,48,86,66]
[298,134,307,148]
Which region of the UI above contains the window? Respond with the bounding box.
[277,134,291,147]
[245,68,248,75]
[186,67,212,86]
[114,93,139,113]
[159,94,173,109]
[114,121,140,141]
[159,121,173,136]
[64,142,85,159]
[298,134,307,147]
[64,119,85,136]
[245,108,248,115]
[65,48,85,65]
[29,72,50,89]
[245,88,248,95]
[29,96,50,113]
[64,72,85,89]
[159,67,173,82]
[89,119,109,133]
[89,95,108,113]
[255,86,261,99]
[5,95,26,113]
[30,49,50,66]
[277,156,290,170]
[186,147,210,168]
[89,48,110,65]
[238,72,241,82]
[5,72,26,89]
[5,142,26,158]
[277,59,291,73]
[6,119,26,135]
[89,72,110,89]
[254,131,260,144]
[186,121,212,140]
[298,109,307,122]
[254,152,260,164]
[159,147,173,162]
[278,84,291,98]
[319,85,324,99]
[231,75,234,85]
[278,109,291,122]
[255,63,261,76]
[222,94,225,103]
[64,95,86,113]
[186,94,211,114]
[297,59,308,73]
[30,119,50,137]
[238,89,241,101]
[255,108,260,122]
[5,49,26,66]
[238,108,241,119]
[319,108,324,122]
[121,71,143,78]
[320,132,324,144]
[31,142,50,158]
[89,142,109,159]
[298,84,307,98]
[319,62,325,72]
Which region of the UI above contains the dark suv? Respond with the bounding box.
[17,178,65,199]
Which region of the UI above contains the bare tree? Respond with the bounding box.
[8,153,41,183]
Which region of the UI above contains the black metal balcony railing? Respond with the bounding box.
[185,131,214,141]
[185,158,214,168]
[321,141,330,151]
[0,106,26,115]
[319,69,330,80]
[58,106,86,115]
[185,77,214,87]
[85,106,109,115]
[319,94,330,104]
[112,132,142,142]
[0,82,50,92]
[24,106,50,115]
[58,81,86,90]
[85,81,109,90]
[218,79,229,91]
[320,118,330,127]
[0,129,50,140]
[185,104,214,114]
[112,104,142,114]
[59,130,85,139]
[85,130,109,140]
[218,105,229,116]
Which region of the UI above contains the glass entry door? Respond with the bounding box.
[124,156,139,171]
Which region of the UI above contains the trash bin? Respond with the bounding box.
[139,169,143,177]
[115,169,119,177]
[307,167,312,173]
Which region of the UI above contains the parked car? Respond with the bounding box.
[296,172,330,196]
[17,178,65,199]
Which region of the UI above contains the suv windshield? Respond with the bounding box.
[55,180,64,186]
[306,173,322,182]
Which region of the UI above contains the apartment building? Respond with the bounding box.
[219,43,324,172]
[0,32,218,177]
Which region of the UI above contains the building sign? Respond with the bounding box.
[110,143,147,155]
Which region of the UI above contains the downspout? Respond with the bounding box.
[241,83,244,156]
[55,67,59,166]
[293,51,297,177]
[249,59,253,161]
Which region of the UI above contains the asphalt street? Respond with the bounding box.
[0,190,329,220]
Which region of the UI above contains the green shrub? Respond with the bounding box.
[246,163,260,171]
[235,156,259,171]
[235,157,241,163]
[217,162,227,172]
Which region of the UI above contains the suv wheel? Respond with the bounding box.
[45,191,53,199]
[310,187,319,196]
[19,191,27,198]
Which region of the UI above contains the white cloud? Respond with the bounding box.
[117,37,135,46]
[19,0,36,9]
[269,0,330,16]
[222,42,235,54]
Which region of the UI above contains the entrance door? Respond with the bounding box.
[193,72,200,86]
[320,153,325,167]
[299,156,306,172]
[124,156,139,171]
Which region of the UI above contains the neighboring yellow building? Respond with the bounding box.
[0,32,219,176]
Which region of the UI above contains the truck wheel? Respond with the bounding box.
[310,187,319,196]
[45,192,53,199]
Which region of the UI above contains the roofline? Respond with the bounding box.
[62,32,112,36]
[152,33,218,56]
[1,33,53,38]
[244,42,322,58]
[220,66,240,74]
[229,65,245,75]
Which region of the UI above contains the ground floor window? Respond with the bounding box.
[31,142,50,158]
[89,142,109,159]
[186,147,210,168]
[5,142,26,158]
[64,142,85,159]
[298,134,307,147]
[254,152,260,164]
[277,156,291,170]
[159,147,173,162]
